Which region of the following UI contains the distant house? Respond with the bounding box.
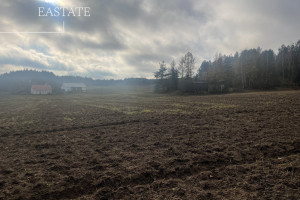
[61,83,87,92]
[208,82,226,93]
[193,81,209,93]
[31,85,52,95]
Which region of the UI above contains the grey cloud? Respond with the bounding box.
[124,53,171,74]
[0,56,48,69]
[0,0,61,32]
[84,70,116,79]
[0,0,299,79]
[48,33,126,53]
[0,55,69,72]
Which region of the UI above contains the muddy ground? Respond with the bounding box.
[0,87,299,199]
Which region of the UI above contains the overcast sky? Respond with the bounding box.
[0,0,299,79]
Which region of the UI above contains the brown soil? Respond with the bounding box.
[0,89,299,199]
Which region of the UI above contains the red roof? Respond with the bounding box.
[31,85,52,91]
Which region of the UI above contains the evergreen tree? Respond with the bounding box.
[168,60,179,91]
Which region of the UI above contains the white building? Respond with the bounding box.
[61,83,87,92]
[31,85,52,95]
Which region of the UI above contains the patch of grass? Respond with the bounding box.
[64,117,73,121]
[163,109,192,115]
[172,103,186,108]
[196,103,236,110]
[211,104,236,109]
[124,111,136,115]
[21,120,35,125]
[141,109,152,113]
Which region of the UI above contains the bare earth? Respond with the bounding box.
[0,87,299,199]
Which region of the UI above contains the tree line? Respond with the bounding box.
[154,40,300,93]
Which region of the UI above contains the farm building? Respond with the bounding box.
[192,81,209,93]
[31,85,52,95]
[61,83,87,92]
[208,82,226,93]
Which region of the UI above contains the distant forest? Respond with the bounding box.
[0,70,154,94]
[154,39,300,93]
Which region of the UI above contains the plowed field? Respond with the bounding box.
[0,88,299,199]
